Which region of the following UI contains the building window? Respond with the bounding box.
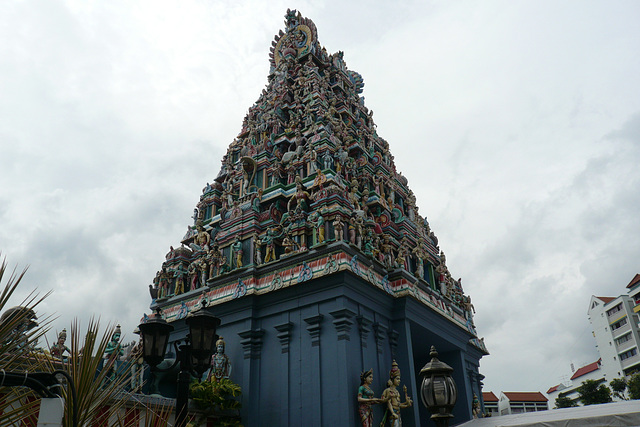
[611,317,628,331]
[616,333,633,346]
[607,303,623,317]
[620,348,638,361]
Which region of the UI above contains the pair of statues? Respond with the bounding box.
[358,360,412,427]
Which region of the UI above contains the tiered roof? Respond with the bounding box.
[147,10,485,353]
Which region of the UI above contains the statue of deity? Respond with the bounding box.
[208,336,232,382]
[128,336,144,392]
[333,216,344,241]
[357,368,382,427]
[472,393,481,419]
[104,325,125,382]
[105,325,124,362]
[50,328,70,360]
[253,234,263,266]
[191,221,211,252]
[262,227,279,263]
[232,237,244,268]
[380,360,412,426]
[288,177,310,212]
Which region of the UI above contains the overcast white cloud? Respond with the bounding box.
[1,0,639,397]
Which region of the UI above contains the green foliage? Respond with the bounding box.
[42,319,138,426]
[628,373,640,400]
[610,377,628,400]
[554,395,578,408]
[0,255,138,426]
[0,255,53,424]
[578,379,612,405]
[190,378,242,426]
[190,378,242,411]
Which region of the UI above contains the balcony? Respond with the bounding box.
[612,321,631,338]
[621,351,640,370]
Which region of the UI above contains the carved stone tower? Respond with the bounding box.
[146,10,488,426]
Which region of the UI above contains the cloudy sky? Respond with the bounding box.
[2,0,639,396]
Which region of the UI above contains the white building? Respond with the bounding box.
[497,392,548,415]
[587,277,640,379]
[482,391,499,417]
[547,359,604,406]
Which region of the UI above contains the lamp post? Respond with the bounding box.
[138,309,221,427]
[419,346,457,427]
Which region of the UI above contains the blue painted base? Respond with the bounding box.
[163,271,485,426]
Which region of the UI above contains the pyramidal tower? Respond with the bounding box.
[147,10,488,425]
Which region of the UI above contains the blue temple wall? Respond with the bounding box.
[162,271,482,426]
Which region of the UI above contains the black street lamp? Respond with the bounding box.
[419,346,457,427]
[138,309,221,427]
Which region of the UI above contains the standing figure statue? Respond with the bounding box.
[208,336,232,382]
[128,336,144,392]
[253,234,263,266]
[173,264,187,295]
[472,393,481,419]
[232,237,244,269]
[380,360,412,426]
[50,329,70,360]
[333,216,344,241]
[104,325,125,382]
[262,227,278,263]
[358,368,382,427]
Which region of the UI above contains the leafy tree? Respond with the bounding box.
[578,379,612,405]
[554,395,578,408]
[610,377,628,400]
[628,373,640,400]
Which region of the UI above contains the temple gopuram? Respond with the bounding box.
[145,10,488,426]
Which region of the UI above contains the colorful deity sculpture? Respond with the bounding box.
[50,328,70,360]
[105,325,124,361]
[380,360,412,426]
[232,237,244,268]
[472,393,481,419]
[128,336,144,392]
[208,336,232,382]
[357,368,382,427]
[103,324,125,382]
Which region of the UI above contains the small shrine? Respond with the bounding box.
[144,10,488,426]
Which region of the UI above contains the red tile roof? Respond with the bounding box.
[627,274,640,289]
[482,391,498,402]
[596,296,616,304]
[546,385,559,394]
[503,392,548,402]
[570,359,601,380]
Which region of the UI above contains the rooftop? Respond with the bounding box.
[503,392,548,402]
[570,359,601,380]
[482,391,498,402]
[627,273,640,289]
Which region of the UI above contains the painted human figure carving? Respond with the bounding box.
[309,211,325,245]
[104,325,125,382]
[380,360,412,426]
[173,264,187,295]
[349,217,357,245]
[50,329,70,360]
[232,237,243,268]
[333,216,344,241]
[192,222,210,251]
[208,336,232,382]
[253,235,263,265]
[358,369,382,427]
[262,227,278,263]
